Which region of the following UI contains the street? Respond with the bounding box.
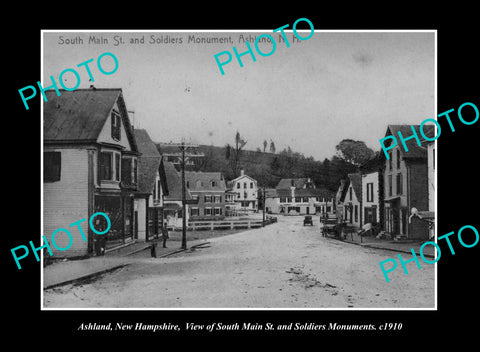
[43,216,435,309]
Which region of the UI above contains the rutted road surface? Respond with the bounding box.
[44,216,435,308]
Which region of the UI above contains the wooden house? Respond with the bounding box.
[265,178,334,215]
[226,170,258,214]
[343,173,362,227]
[359,153,384,228]
[133,129,168,242]
[185,171,227,220]
[43,88,140,257]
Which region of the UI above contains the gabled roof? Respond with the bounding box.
[230,173,257,184]
[384,125,433,159]
[276,178,315,190]
[43,88,138,152]
[134,129,161,157]
[347,173,362,201]
[185,171,226,191]
[163,161,191,201]
[134,129,167,196]
[266,187,334,199]
[336,178,351,203]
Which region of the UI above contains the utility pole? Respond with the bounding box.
[158,141,203,250]
[180,143,188,249]
[262,184,266,227]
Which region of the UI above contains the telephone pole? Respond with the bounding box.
[159,141,203,250]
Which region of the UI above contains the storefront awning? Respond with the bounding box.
[384,196,401,203]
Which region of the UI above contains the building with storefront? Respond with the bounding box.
[265,178,334,215]
[43,88,140,257]
[382,125,431,240]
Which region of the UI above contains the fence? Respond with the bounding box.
[188,216,277,231]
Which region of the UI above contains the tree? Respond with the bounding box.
[335,139,375,166]
[263,140,267,153]
[225,131,247,178]
[269,140,276,154]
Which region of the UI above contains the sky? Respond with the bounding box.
[42,30,435,161]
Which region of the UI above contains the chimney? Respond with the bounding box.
[240,169,244,176]
[290,186,295,198]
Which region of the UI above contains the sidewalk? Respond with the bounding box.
[43,239,205,290]
[340,231,437,258]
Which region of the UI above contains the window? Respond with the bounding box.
[243,182,247,189]
[295,197,301,203]
[111,110,121,141]
[433,147,435,171]
[211,180,217,187]
[354,205,358,223]
[280,197,286,203]
[237,183,240,189]
[303,197,309,203]
[204,195,212,203]
[192,194,199,201]
[196,180,203,188]
[191,208,199,216]
[287,197,292,203]
[389,151,392,170]
[100,152,113,180]
[366,183,374,202]
[214,207,222,215]
[115,153,120,181]
[121,156,137,185]
[396,173,403,195]
[349,187,353,201]
[244,192,248,199]
[186,181,190,188]
[388,175,393,196]
[250,182,253,188]
[157,180,161,200]
[214,195,222,203]
[204,207,212,216]
[44,151,61,182]
[396,149,401,169]
[177,208,183,218]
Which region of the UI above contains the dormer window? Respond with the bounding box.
[111,110,121,141]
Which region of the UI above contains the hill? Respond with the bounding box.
[156,143,357,192]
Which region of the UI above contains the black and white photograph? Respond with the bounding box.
[41,30,437,309]
[6,10,479,341]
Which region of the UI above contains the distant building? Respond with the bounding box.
[265,178,334,215]
[185,171,227,220]
[43,88,140,257]
[226,169,258,214]
[163,161,191,229]
[342,173,362,227]
[335,179,350,220]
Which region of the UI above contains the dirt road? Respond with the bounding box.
[43,216,435,309]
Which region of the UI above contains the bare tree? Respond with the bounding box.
[269,139,276,154]
[225,131,247,178]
